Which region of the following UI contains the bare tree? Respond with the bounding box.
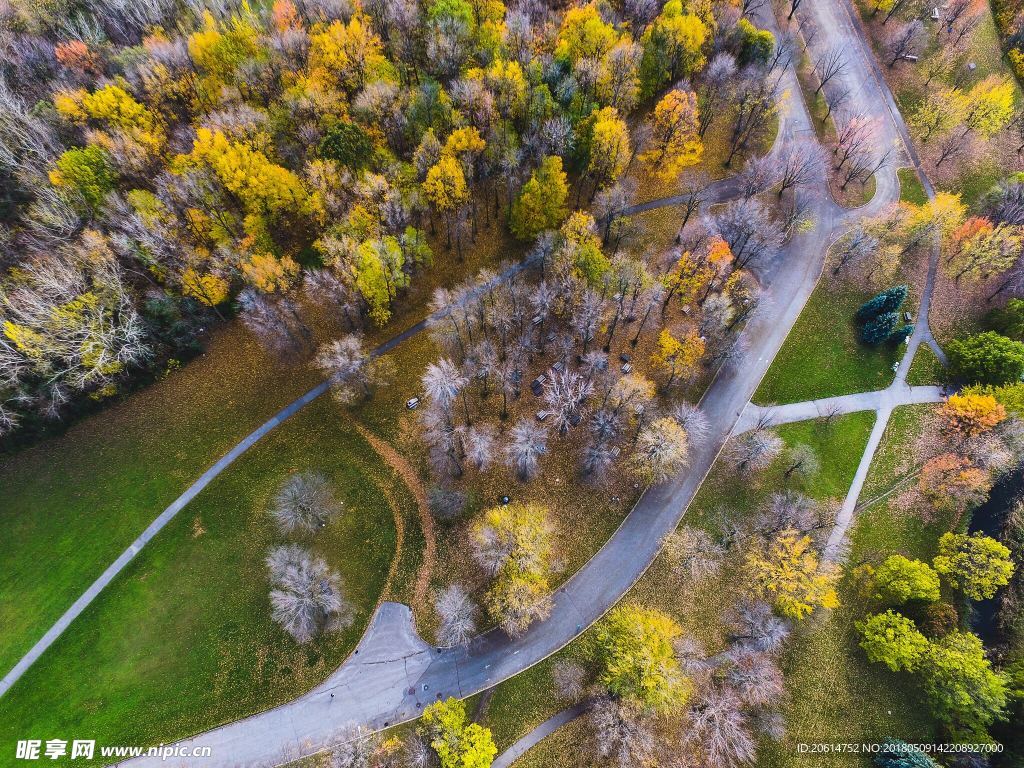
[672,402,711,448]
[594,179,637,251]
[831,225,878,275]
[505,418,549,480]
[727,599,792,653]
[266,544,352,643]
[573,289,606,354]
[724,650,785,707]
[552,659,588,701]
[886,20,924,67]
[422,357,471,424]
[766,33,797,82]
[316,335,388,404]
[331,726,380,768]
[239,289,312,358]
[590,698,657,768]
[833,116,879,172]
[787,0,802,19]
[427,485,467,520]
[752,491,833,545]
[822,84,851,124]
[461,424,496,470]
[737,155,781,200]
[726,429,784,473]
[782,443,820,482]
[934,128,967,168]
[305,269,362,330]
[813,46,846,94]
[725,76,776,167]
[713,198,783,269]
[777,142,821,197]
[662,527,725,582]
[543,369,594,434]
[401,736,434,768]
[675,173,710,233]
[684,686,757,767]
[272,472,342,534]
[941,0,981,47]
[421,403,464,478]
[697,53,738,137]
[435,583,478,646]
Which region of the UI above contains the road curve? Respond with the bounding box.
[0,258,536,701]
[119,3,893,763]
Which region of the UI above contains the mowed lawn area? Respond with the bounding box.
[0,324,327,678]
[0,393,416,757]
[0,208,518,677]
[754,277,902,405]
[759,405,945,768]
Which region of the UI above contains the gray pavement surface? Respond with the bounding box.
[7,0,954,764]
[735,385,944,435]
[491,701,593,768]
[116,4,880,764]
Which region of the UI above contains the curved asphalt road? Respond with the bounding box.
[7,0,947,764]
[116,2,901,763]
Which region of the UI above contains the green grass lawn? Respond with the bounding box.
[754,279,902,405]
[906,343,946,386]
[0,394,417,760]
[482,413,876,766]
[0,210,519,712]
[898,167,928,205]
[0,325,328,677]
[760,405,947,768]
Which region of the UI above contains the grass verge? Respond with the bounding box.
[0,395,416,760]
[754,278,902,405]
[906,343,946,387]
[898,167,928,205]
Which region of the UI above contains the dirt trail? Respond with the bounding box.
[354,425,437,607]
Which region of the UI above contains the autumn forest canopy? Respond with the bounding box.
[0,0,777,441]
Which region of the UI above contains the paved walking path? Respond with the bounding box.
[7,2,949,764]
[115,3,879,763]
[491,701,593,768]
[0,257,536,700]
[734,384,944,435]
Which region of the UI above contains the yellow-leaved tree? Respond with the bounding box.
[963,76,1016,138]
[746,530,840,620]
[181,268,230,308]
[594,604,693,713]
[554,3,621,64]
[509,155,569,240]
[650,328,705,388]
[241,252,301,293]
[470,502,554,637]
[586,106,631,192]
[55,82,166,155]
[423,155,469,246]
[642,88,702,180]
[175,128,308,221]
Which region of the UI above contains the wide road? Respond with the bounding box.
[118,0,927,762]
